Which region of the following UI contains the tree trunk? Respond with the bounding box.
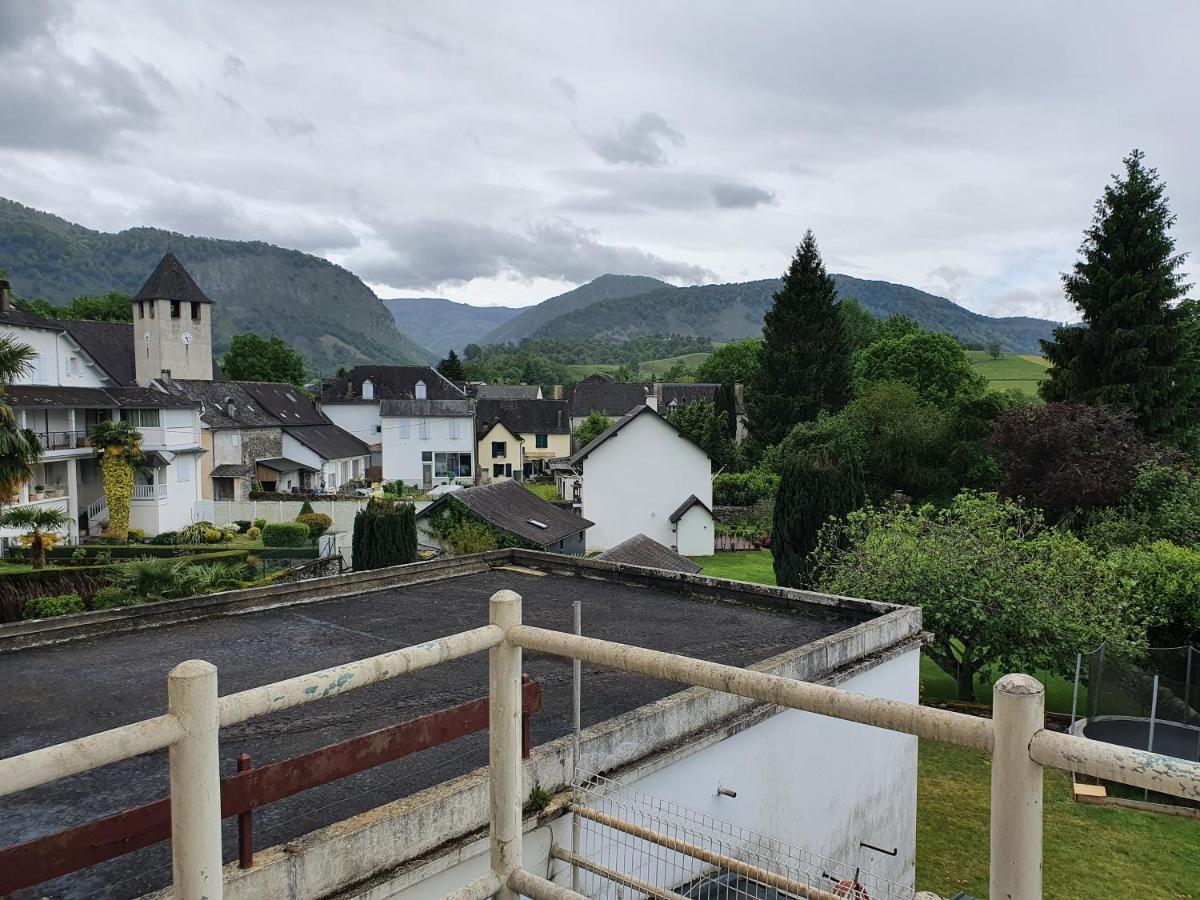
[31,533,46,570]
[956,664,976,702]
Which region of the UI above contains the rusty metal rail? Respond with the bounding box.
[0,678,542,895]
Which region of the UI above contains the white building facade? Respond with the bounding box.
[379,398,476,488]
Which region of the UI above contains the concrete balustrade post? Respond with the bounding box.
[168,660,223,900]
[989,673,1044,900]
[489,590,523,899]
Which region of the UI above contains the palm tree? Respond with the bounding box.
[0,505,70,569]
[0,334,42,500]
[89,419,143,541]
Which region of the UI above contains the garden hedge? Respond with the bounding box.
[261,522,311,547]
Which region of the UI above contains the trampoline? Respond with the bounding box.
[1074,715,1200,763]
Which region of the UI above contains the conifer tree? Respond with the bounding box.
[748,231,850,446]
[772,454,864,588]
[438,349,466,382]
[1041,150,1199,446]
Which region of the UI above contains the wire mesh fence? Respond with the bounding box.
[567,770,916,900]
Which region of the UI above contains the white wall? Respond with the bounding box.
[213,430,242,466]
[381,415,475,486]
[581,412,712,552]
[1,323,110,388]
[381,648,920,899]
[675,502,714,556]
[322,402,382,446]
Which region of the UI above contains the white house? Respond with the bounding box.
[379,398,475,488]
[567,404,714,555]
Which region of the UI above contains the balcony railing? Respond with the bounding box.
[133,483,168,501]
[34,430,91,452]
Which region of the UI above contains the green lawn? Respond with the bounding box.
[968,350,1049,398]
[918,739,1199,899]
[687,550,775,583]
[524,482,560,501]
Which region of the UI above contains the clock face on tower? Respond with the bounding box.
[181,332,193,345]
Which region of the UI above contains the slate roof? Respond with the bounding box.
[256,457,317,473]
[476,384,541,400]
[284,424,370,461]
[0,304,60,331]
[319,365,465,403]
[669,494,712,523]
[241,382,326,425]
[568,403,707,467]
[134,252,213,304]
[568,376,650,419]
[418,479,593,547]
[0,385,195,409]
[210,463,254,478]
[475,398,569,440]
[596,533,703,574]
[164,380,280,428]
[58,319,138,385]
[379,398,473,418]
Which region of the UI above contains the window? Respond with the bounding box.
[448,418,460,439]
[138,301,145,319]
[422,451,433,462]
[493,463,504,478]
[230,432,240,448]
[419,418,430,440]
[433,451,473,478]
[398,422,410,439]
[191,302,201,322]
[176,454,194,483]
[120,409,161,427]
[148,300,154,319]
[491,441,506,459]
[170,300,181,319]
[415,380,427,400]
[505,463,512,477]
[374,424,382,434]
[31,353,45,384]
[535,433,548,449]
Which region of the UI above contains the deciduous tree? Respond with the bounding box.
[221,334,307,386]
[572,410,612,449]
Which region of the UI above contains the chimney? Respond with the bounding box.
[552,384,563,400]
[0,279,11,314]
[159,369,172,386]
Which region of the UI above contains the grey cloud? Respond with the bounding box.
[0,0,67,52]
[585,112,684,167]
[360,217,712,290]
[267,114,317,140]
[222,53,247,79]
[980,284,1073,323]
[926,264,974,298]
[549,76,577,102]
[394,21,465,56]
[710,181,776,209]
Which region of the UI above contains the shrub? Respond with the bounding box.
[202,528,222,544]
[352,498,417,569]
[246,526,262,540]
[234,520,252,533]
[1102,540,1200,646]
[177,521,214,545]
[127,529,145,543]
[92,586,139,610]
[298,500,315,515]
[188,561,250,593]
[295,512,332,540]
[444,520,500,555]
[261,522,311,547]
[714,470,780,506]
[23,593,85,620]
[149,530,179,545]
[106,558,200,602]
[253,518,267,530]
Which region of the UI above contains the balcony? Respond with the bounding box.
[34,430,93,454]
[133,483,168,501]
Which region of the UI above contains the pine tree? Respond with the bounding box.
[438,349,466,382]
[772,454,864,588]
[714,382,738,441]
[1041,149,1199,446]
[748,231,850,446]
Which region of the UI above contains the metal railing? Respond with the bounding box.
[34,430,91,451]
[132,483,168,500]
[1,588,1199,900]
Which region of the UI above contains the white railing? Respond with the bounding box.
[86,496,107,521]
[1,589,1199,900]
[133,483,168,501]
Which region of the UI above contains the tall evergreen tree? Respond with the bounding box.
[772,454,864,588]
[714,382,739,440]
[438,349,466,382]
[1041,150,1198,446]
[748,231,850,446]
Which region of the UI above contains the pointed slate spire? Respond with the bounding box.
[133,252,213,304]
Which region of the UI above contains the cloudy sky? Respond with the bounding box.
[1,1,1197,319]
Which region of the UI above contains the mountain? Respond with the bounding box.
[526,274,1058,353]
[0,198,432,375]
[382,297,522,358]
[481,274,671,345]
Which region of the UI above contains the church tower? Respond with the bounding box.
[132,253,216,384]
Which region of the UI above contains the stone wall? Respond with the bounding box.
[239,427,284,498]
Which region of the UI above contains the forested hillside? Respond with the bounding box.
[529,274,1058,353]
[382,297,521,358]
[481,274,670,344]
[0,199,431,374]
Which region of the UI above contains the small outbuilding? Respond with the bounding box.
[596,533,703,574]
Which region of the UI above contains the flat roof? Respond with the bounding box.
[0,564,865,899]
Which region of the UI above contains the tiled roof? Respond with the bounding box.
[284,424,369,461]
[475,398,569,440]
[59,319,138,385]
[164,380,280,428]
[256,457,317,473]
[418,479,593,547]
[134,252,213,304]
[241,382,326,425]
[476,384,541,400]
[568,378,650,419]
[596,533,703,574]
[319,365,465,403]
[0,384,195,409]
[211,463,254,478]
[379,398,473,417]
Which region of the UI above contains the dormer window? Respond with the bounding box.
[362,378,375,401]
[415,379,427,400]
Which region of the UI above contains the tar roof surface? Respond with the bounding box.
[0,568,853,900]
